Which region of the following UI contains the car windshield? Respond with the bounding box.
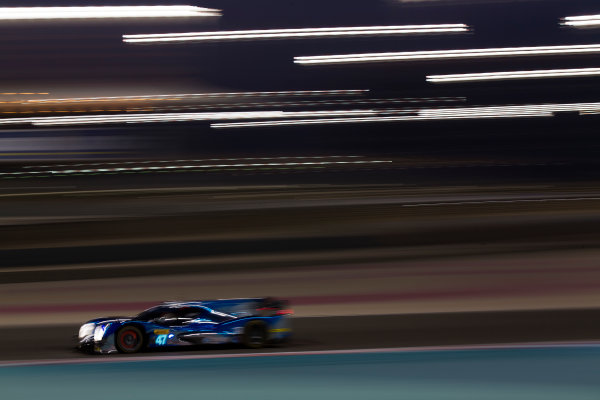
[135,306,171,321]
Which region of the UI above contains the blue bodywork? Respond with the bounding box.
[77,298,292,354]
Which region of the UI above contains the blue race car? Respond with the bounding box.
[77,297,292,354]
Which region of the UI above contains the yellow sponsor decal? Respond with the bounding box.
[153,329,170,335]
[269,328,291,333]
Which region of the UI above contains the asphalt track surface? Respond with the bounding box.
[2,309,600,361]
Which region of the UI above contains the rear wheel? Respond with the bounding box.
[242,321,268,349]
[116,326,144,353]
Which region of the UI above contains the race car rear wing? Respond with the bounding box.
[256,297,293,316]
[203,297,293,318]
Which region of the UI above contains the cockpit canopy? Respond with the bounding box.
[135,305,233,323]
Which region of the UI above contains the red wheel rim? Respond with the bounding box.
[119,329,139,350]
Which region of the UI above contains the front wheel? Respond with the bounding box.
[115,326,144,353]
[242,321,268,349]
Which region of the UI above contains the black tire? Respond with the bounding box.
[242,321,268,349]
[115,326,145,354]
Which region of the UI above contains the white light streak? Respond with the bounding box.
[211,113,551,128]
[26,90,369,104]
[418,102,600,117]
[0,110,376,127]
[25,155,364,169]
[427,67,600,82]
[0,6,221,20]
[0,111,280,126]
[294,44,600,65]
[123,24,469,43]
[0,160,392,177]
[3,101,595,128]
[211,101,600,128]
[137,96,465,112]
[562,14,600,28]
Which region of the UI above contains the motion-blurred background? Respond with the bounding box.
[2,0,600,369]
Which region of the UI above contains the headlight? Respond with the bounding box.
[93,325,108,342]
[78,323,95,339]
